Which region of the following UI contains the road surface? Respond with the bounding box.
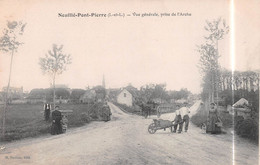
[0,101,258,165]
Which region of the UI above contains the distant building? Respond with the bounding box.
[51,84,69,89]
[92,86,106,102]
[228,98,251,119]
[2,86,23,93]
[26,95,45,104]
[117,89,133,107]
[80,89,96,103]
[2,86,24,102]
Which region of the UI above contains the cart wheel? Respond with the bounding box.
[148,123,156,134]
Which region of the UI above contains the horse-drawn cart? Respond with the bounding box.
[148,119,176,134]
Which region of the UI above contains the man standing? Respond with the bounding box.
[173,105,183,133]
[44,103,51,121]
[180,102,190,132]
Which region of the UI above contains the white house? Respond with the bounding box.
[228,98,251,119]
[117,89,133,107]
[232,98,248,107]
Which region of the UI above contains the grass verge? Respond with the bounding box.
[0,103,105,142]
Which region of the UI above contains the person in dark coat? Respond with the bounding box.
[141,103,151,119]
[44,103,51,121]
[103,104,112,122]
[51,106,62,135]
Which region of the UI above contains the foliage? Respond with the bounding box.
[218,111,233,128]
[39,44,71,75]
[93,86,106,95]
[219,89,259,113]
[27,88,70,100]
[190,105,208,127]
[139,83,168,102]
[197,44,218,73]
[0,20,26,139]
[219,69,259,92]
[55,88,70,99]
[39,44,71,107]
[204,18,229,44]
[218,69,259,113]
[235,118,259,143]
[70,89,86,101]
[0,103,103,142]
[168,88,191,100]
[0,21,26,53]
[191,104,258,143]
[197,18,229,103]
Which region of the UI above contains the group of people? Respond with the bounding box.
[172,103,190,133]
[172,102,222,134]
[43,103,68,135]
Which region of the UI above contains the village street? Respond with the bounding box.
[0,101,258,165]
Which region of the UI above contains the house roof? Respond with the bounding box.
[117,88,132,96]
[233,98,248,107]
[117,88,139,98]
[232,98,251,112]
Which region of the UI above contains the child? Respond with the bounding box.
[61,114,68,133]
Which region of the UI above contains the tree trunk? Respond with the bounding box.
[53,72,56,110]
[216,41,219,107]
[2,49,14,140]
[211,72,214,103]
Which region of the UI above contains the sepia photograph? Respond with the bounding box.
[0,0,259,164]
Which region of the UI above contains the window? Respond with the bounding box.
[124,93,126,97]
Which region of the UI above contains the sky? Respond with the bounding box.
[0,0,259,94]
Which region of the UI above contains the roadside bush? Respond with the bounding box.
[80,113,92,123]
[236,118,259,143]
[234,116,244,131]
[191,105,207,127]
[218,111,233,128]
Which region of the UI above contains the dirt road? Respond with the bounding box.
[0,101,258,165]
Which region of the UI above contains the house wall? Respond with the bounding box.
[117,89,133,107]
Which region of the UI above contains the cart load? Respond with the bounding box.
[148,119,176,134]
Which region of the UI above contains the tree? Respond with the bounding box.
[139,83,168,103]
[39,44,71,108]
[0,21,26,139]
[70,89,86,102]
[93,86,106,101]
[168,88,191,100]
[197,43,218,102]
[198,18,229,106]
[204,18,229,106]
